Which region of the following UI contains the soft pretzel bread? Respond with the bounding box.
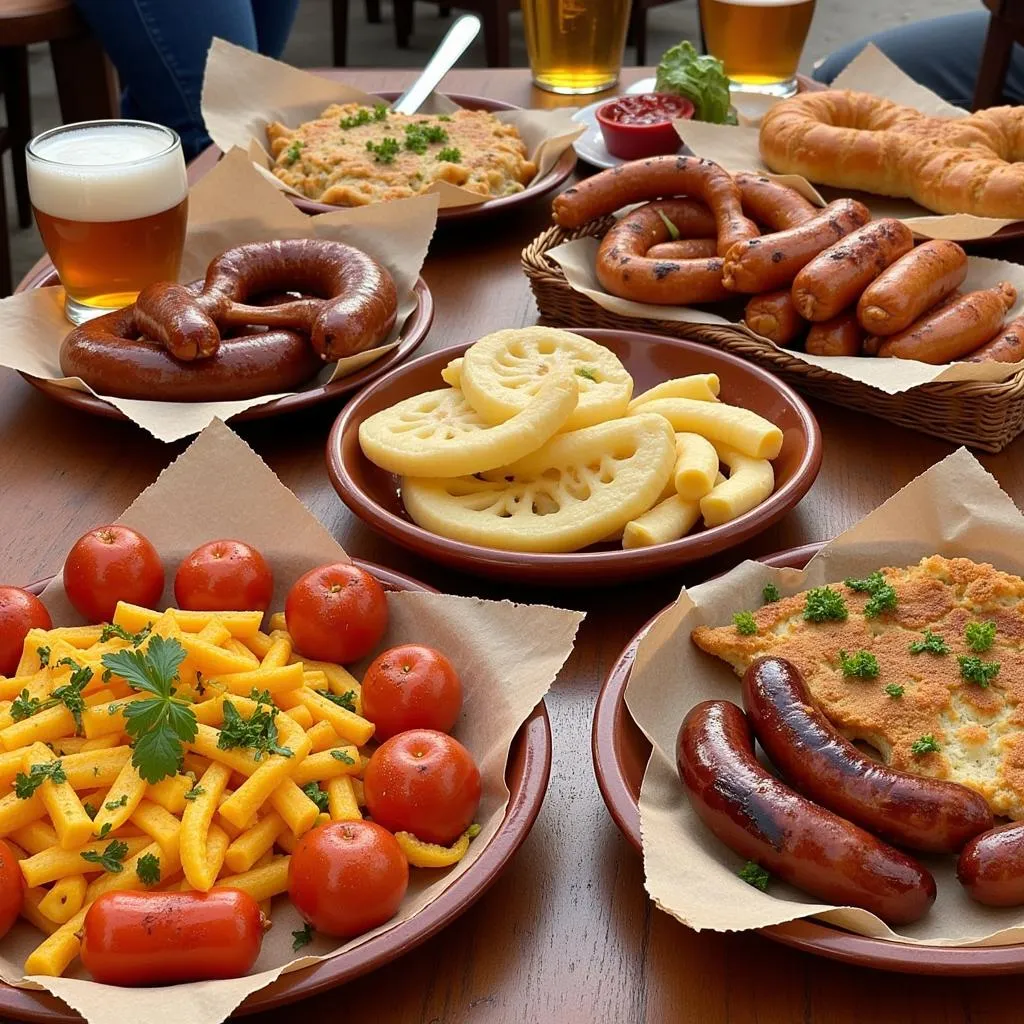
[759,89,1024,219]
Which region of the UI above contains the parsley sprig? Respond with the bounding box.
[302,782,329,813]
[80,839,129,873]
[838,649,879,679]
[322,690,357,713]
[884,683,905,698]
[959,654,1000,687]
[136,852,161,886]
[738,861,770,892]
[844,571,897,618]
[339,104,388,129]
[330,749,356,765]
[101,636,197,784]
[803,587,847,623]
[965,621,996,653]
[12,657,95,732]
[218,700,293,761]
[437,146,462,163]
[292,923,314,950]
[36,646,50,667]
[99,622,152,646]
[732,611,757,636]
[909,630,949,655]
[761,583,780,604]
[911,735,940,756]
[14,760,66,799]
[366,137,400,163]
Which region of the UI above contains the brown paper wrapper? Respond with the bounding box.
[0,150,436,443]
[626,447,1024,946]
[681,44,1019,241]
[3,419,583,1024]
[200,38,583,210]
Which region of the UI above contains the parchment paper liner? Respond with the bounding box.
[0,419,583,1024]
[0,148,437,443]
[626,447,1024,946]
[201,38,584,211]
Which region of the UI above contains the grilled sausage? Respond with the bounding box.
[805,310,865,356]
[963,315,1024,363]
[743,657,994,853]
[958,822,1024,906]
[733,171,818,230]
[744,289,806,346]
[647,238,720,260]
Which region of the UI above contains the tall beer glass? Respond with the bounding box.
[521,0,632,95]
[27,120,188,324]
[699,0,815,98]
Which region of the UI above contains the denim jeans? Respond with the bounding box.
[812,12,1024,110]
[73,0,300,160]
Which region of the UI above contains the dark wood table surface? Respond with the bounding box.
[10,66,1024,1024]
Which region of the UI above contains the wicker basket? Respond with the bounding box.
[522,219,1024,453]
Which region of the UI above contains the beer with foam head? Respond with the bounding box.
[699,0,815,97]
[27,120,188,324]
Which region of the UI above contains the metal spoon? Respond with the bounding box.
[391,14,482,115]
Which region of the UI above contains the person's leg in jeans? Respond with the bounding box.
[72,0,300,160]
[812,12,1024,109]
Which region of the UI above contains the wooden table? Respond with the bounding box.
[9,67,1024,1024]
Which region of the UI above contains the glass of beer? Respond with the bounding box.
[521,0,632,95]
[699,0,816,98]
[27,120,188,325]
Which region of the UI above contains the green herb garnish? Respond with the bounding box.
[909,630,949,655]
[218,699,293,761]
[105,794,128,811]
[437,146,462,162]
[322,690,357,714]
[14,760,66,799]
[249,688,274,706]
[965,621,997,653]
[761,584,780,604]
[911,734,940,756]
[958,655,1000,687]
[136,852,161,886]
[10,690,41,722]
[36,646,50,667]
[366,137,400,163]
[738,861,770,892]
[292,923,314,950]
[843,571,897,618]
[732,612,757,636]
[330,749,356,765]
[184,784,205,801]
[884,683,905,698]
[99,622,152,646]
[838,649,879,679]
[301,782,329,813]
[80,839,129,874]
[655,208,681,240]
[284,140,303,164]
[83,802,97,820]
[803,587,847,623]
[575,366,598,382]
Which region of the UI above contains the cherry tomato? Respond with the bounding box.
[361,644,462,740]
[363,729,481,846]
[0,840,24,939]
[63,525,164,623]
[174,539,273,613]
[285,563,388,663]
[80,889,265,986]
[288,820,408,938]
[0,588,52,677]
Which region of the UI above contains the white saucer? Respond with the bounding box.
[570,77,664,169]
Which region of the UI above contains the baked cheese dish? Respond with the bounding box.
[692,556,1024,819]
[267,102,537,206]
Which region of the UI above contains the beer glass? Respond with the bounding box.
[27,120,189,324]
[521,0,632,95]
[699,0,816,98]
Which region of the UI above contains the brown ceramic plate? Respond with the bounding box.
[325,328,823,585]
[0,561,552,1022]
[14,266,433,424]
[286,92,576,222]
[592,541,1024,975]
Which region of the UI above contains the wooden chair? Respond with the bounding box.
[393,0,511,67]
[628,0,683,66]
[332,0,414,66]
[972,0,1024,108]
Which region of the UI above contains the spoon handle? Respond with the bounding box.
[391,14,482,115]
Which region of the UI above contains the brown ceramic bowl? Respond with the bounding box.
[325,328,823,585]
[287,93,577,223]
[592,541,1024,975]
[0,561,552,1021]
[14,265,433,424]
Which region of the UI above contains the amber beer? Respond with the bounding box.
[27,120,188,324]
[699,0,815,96]
[521,0,632,95]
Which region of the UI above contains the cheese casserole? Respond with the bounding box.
[267,102,537,206]
[692,556,1024,820]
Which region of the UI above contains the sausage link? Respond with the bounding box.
[744,289,806,346]
[877,283,1017,363]
[792,219,915,322]
[553,155,759,254]
[647,238,720,260]
[133,282,221,361]
[805,310,865,356]
[743,657,993,853]
[677,700,936,925]
[958,822,1024,906]
[722,199,871,294]
[963,315,1024,363]
[856,240,968,336]
[733,172,818,230]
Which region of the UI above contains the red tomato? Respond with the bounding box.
[285,563,388,663]
[363,730,481,846]
[63,526,164,623]
[288,820,408,938]
[82,889,265,986]
[0,840,24,939]
[0,588,52,676]
[174,539,273,612]
[361,645,462,740]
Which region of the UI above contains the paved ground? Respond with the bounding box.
[8,0,974,283]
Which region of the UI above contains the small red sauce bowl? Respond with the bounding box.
[595,93,695,161]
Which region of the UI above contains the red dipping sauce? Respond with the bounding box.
[596,93,695,161]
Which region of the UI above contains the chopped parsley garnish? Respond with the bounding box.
[838,649,879,679]
[403,122,448,154]
[958,654,1000,687]
[965,621,996,653]
[339,104,389,129]
[249,688,274,706]
[911,734,940,756]
[14,760,66,799]
[105,794,128,811]
[302,782,329,813]
[438,114,452,122]
[330,749,356,765]
[99,623,152,646]
[292,923,314,950]
[574,366,598,382]
[184,784,205,801]
[909,630,949,655]
[83,802,97,820]
[366,137,400,163]
[80,839,129,874]
[97,822,112,838]
[732,611,757,636]
[884,683,905,698]
[101,636,198,784]
[51,658,94,733]
[761,583,780,604]
[10,689,41,722]
[218,699,293,761]
[803,587,847,623]
[437,146,462,163]
[136,852,161,886]
[284,140,303,164]
[322,690,357,713]
[738,861,770,892]
[843,571,897,618]
[36,646,50,667]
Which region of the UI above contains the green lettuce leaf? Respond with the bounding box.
[655,41,737,125]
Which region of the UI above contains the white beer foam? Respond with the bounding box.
[28,123,188,223]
